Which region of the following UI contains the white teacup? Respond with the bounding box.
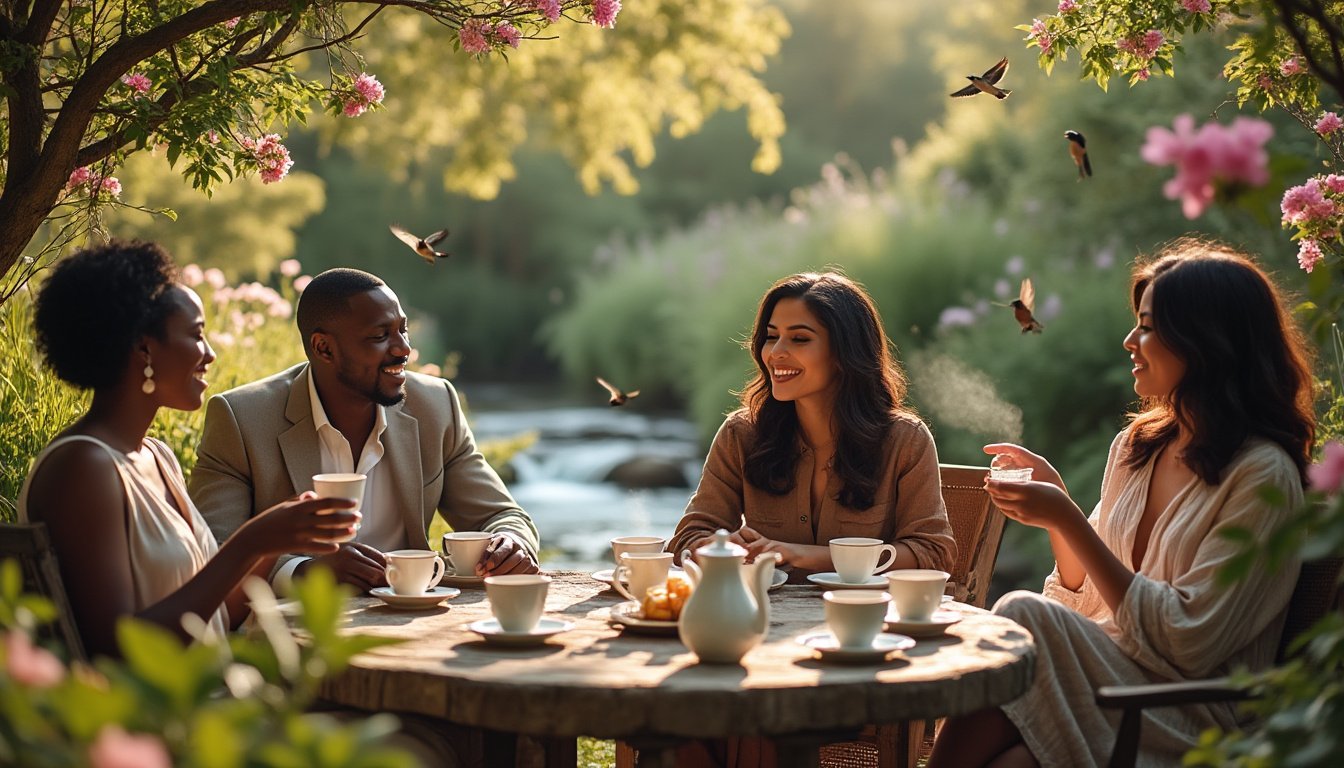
[485,574,551,633]
[610,535,666,564]
[829,537,898,584]
[612,552,673,604]
[385,549,445,596]
[312,473,366,543]
[442,531,493,577]
[886,569,950,623]
[989,455,1034,483]
[824,590,891,649]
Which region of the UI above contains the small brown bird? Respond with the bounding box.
[1010,278,1044,334]
[1065,130,1092,179]
[950,57,1012,100]
[596,377,640,407]
[389,224,450,264]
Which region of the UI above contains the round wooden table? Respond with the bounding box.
[318,571,1035,767]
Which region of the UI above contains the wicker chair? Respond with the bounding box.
[1097,555,1344,768]
[0,521,86,662]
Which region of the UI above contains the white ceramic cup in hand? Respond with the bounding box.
[829,537,898,584]
[886,569,950,622]
[312,473,366,544]
[442,531,493,577]
[612,552,673,604]
[385,549,445,596]
[610,535,666,564]
[824,590,891,649]
[485,574,551,633]
[989,454,1034,483]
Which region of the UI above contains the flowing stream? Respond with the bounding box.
[465,385,704,571]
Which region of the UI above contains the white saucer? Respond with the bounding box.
[884,608,962,638]
[608,601,679,636]
[806,572,888,589]
[369,586,460,609]
[467,617,574,646]
[440,571,485,587]
[796,631,915,663]
[591,566,687,586]
[768,570,787,591]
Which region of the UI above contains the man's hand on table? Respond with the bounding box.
[297,542,387,592]
[477,533,540,576]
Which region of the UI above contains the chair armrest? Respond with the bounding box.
[1096,678,1252,710]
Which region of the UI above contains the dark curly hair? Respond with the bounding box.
[740,271,914,509]
[33,240,180,390]
[1124,237,1315,484]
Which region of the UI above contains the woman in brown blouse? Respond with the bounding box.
[668,271,956,580]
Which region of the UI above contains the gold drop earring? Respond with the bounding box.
[142,355,156,394]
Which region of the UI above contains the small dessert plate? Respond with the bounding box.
[884,608,962,638]
[608,601,679,636]
[467,618,574,646]
[795,631,915,663]
[805,572,888,590]
[369,586,460,609]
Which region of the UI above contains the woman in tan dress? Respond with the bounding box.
[929,239,1316,768]
[668,271,955,581]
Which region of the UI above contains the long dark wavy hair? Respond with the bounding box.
[1124,238,1315,484]
[740,272,914,509]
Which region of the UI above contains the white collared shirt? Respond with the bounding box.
[273,373,406,593]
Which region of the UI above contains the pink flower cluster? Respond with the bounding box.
[1117,29,1165,61]
[1029,19,1052,54]
[222,16,240,30]
[342,73,385,118]
[1281,57,1304,76]
[1309,441,1344,494]
[120,72,152,99]
[591,0,621,28]
[1181,0,1211,12]
[532,0,562,22]
[240,134,293,183]
[1317,111,1343,137]
[64,166,122,199]
[5,631,65,688]
[1140,114,1273,219]
[88,725,171,768]
[1057,0,1078,12]
[459,18,523,53]
[1281,175,1344,272]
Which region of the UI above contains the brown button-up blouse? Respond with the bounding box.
[668,409,957,580]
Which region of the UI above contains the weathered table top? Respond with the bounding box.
[318,571,1035,741]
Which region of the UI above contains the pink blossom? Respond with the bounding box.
[279,259,301,277]
[591,0,621,28]
[1258,74,1274,90]
[1310,442,1344,493]
[293,275,313,292]
[120,72,152,98]
[533,0,561,22]
[495,22,521,48]
[1324,174,1344,194]
[1316,111,1343,136]
[1142,114,1273,219]
[460,19,492,54]
[342,100,366,118]
[354,73,384,104]
[180,264,204,287]
[1297,239,1325,272]
[4,631,65,688]
[1181,0,1211,12]
[1029,19,1054,54]
[1057,0,1078,12]
[203,130,220,145]
[88,725,171,768]
[1281,57,1303,76]
[99,177,122,198]
[245,134,293,184]
[1281,179,1336,225]
[66,166,94,190]
[222,17,240,30]
[1119,30,1164,60]
[204,267,227,290]
[1136,68,1150,81]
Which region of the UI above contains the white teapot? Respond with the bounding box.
[678,529,779,664]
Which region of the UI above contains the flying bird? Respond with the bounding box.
[596,377,640,407]
[950,57,1012,100]
[1010,278,1044,334]
[389,224,450,264]
[1064,130,1092,179]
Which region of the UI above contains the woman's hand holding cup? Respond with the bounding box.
[240,491,361,557]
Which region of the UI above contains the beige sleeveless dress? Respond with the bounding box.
[19,435,229,640]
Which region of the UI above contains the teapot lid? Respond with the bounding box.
[695,529,746,559]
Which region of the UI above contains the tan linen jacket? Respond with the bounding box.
[668,409,956,579]
[188,364,538,577]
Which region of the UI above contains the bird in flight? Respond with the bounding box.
[1065,131,1093,179]
[950,57,1012,100]
[389,225,450,264]
[1010,278,1044,334]
[596,377,640,407]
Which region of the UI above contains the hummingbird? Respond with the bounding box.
[596,377,640,407]
[389,224,450,265]
[950,57,1012,100]
[1064,131,1092,179]
[1010,278,1044,334]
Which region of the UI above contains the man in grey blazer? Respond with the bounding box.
[189,268,538,592]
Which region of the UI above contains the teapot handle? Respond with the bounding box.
[680,550,701,587]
